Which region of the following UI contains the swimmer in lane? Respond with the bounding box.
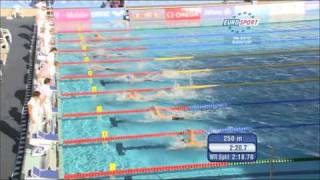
[93,33,104,41]
[182,129,206,148]
[92,48,123,59]
[150,106,184,120]
[89,64,116,71]
[126,91,143,101]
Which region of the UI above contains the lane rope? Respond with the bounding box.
[58,48,319,64]
[57,37,319,54]
[57,27,319,44]
[63,157,320,179]
[62,98,320,119]
[63,123,319,145]
[60,78,320,97]
[59,61,320,80]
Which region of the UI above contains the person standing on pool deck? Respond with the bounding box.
[39,78,53,128]
[28,91,44,136]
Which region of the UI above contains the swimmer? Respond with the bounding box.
[150,106,184,120]
[93,33,104,41]
[92,48,123,59]
[89,64,116,71]
[182,129,206,148]
[121,74,153,83]
[126,91,143,101]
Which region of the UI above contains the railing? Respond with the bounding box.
[10,24,37,180]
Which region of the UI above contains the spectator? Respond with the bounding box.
[36,62,50,85]
[100,0,110,8]
[28,91,43,136]
[123,9,130,21]
[40,78,53,127]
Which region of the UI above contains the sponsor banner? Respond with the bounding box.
[55,21,91,32]
[304,1,320,19]
[201,6,233,20]
[305,1,319,12]
[267,2,304,16]
[90,8,125,21]
[129,9,165,21]
[165,8,201,21]
[234,4,268,24]
[267,2,305,22]
[54,8,91,22]
[126,1,213,7]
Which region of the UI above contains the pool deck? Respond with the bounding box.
[0,17,34,179]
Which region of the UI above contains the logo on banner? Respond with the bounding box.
[91,9,125,19]
[223,12,259,33]
[165,8,201,21]
[54,9,91,21]
[130,10,164,21]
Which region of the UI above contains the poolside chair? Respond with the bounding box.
[29,132,58,146]
[30,167,58,179]
[37,132,58,141]
[0,37,10,66]
[0,28,12,43]
[31,145,49,157]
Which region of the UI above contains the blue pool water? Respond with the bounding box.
[57,19,320,179]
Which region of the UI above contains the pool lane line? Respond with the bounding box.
[62,98,319,119]
[63,156,320,179]
[57,19,319,34]
[63,123,319,145]
[58,46,147,53]
[57,27,319,44]
[57,36,319,54]
[58,37,141,43]
[58,47,320,65]
[59,61,320,80]
[199,169,320,179]
[60,77,319,97]
[59,56,194,65]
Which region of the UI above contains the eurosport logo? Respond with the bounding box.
[223,11,259,33]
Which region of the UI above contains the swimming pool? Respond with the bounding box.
[56,19,320,179]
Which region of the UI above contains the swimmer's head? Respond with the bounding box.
[150,106,159,111]
[50,47,57,53]
[44,78,51,85]
[54,61,60,67]
[32,91,41,97]
[126,74,135,80]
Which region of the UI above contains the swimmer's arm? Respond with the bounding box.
[40,95,46,104]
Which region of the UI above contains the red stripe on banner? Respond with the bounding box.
[165,8,201,21]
